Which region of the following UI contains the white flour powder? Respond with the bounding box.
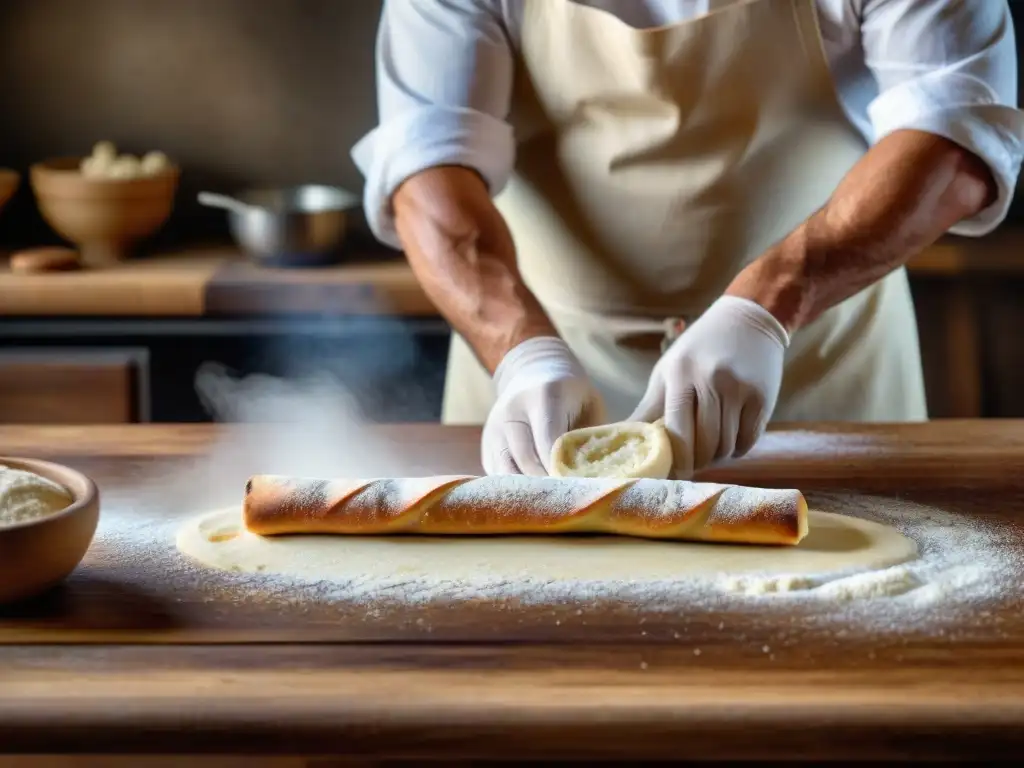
[78,368,1021,641]
[87,483,1022,637]
[0,465,72,527]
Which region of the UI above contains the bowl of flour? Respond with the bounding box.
[0,457,99,604]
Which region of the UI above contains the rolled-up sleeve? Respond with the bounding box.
[351,0,516,248]
[861,0,1024,236]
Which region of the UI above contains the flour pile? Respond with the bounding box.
[0,465,72,527]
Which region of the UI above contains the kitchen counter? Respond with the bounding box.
[0,228,1022,318]
[3,421,1024,760]
[0,245,437,318]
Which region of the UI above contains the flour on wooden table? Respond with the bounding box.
[726,564,923,600]
[180,507,911,586]
[81,368,1022,637]
[87,483,1022,636]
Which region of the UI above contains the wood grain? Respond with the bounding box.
[0,245,434,318]
[0,349,148,424]
[0,251,222,316]
[5,644,1024,759]
[2,423,1024,758]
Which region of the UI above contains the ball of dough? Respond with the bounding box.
[550,419,674,479]
[91,141,117,163]
[0,466,73,527]
[140,151,170,176]
[80,155,113,178]
[107,155,142,180]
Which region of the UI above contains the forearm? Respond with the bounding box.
[392,166,557,373]
[727,129,997,332]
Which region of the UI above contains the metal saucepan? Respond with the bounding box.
[198,185,360,267]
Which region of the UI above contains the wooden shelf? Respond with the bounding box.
[0,229,1021,319]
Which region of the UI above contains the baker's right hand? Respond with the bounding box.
[482,337,605,476]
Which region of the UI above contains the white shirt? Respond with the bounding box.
[352,0,1024,248]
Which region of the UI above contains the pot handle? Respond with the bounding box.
[197,191,250,216]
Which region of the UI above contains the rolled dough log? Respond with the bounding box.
[243,474,808,545]
[177,507,918,585]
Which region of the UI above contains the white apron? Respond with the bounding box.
[442,0,928,425]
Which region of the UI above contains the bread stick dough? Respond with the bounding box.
[243,474,808,544]
[177,507,917,584]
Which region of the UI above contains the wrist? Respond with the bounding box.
[725,225,814,333]
[491,306,561,371]
[707,295,790,348]
[493,336,584,395]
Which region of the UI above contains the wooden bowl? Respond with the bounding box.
[0,168,20,213]
[30,157,179,267]
[0,457,100,605]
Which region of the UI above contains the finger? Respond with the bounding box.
[534,412,571,475]
[627,374,666,424]
[505,420,548,476]
[692,383,720,471]
[481,433,520,475]
[735,395,767,457]
[531,380,589,474]
[662,384,696,479]
[717,396,740,461]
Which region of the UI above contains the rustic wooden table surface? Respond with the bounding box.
[2,421,1024,761]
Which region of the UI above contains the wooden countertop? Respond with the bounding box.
[3,421,1024,759]
[0,245,438,318]
[0,227,1022,319]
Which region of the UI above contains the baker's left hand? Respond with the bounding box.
[628,296,789,479]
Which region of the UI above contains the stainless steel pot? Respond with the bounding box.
[198,185,360,267]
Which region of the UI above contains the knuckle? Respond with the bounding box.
[537,379,561,397]
[709,366,739,390]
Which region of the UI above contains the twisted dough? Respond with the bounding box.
[243,475,808,546]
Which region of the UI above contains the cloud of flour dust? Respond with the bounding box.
[125,317,443,517]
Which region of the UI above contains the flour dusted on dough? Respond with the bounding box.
[245,473,807,545]
[0,466,72,526]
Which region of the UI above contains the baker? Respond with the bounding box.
[353,0,1022,478]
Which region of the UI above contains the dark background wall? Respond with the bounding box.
[0,0,382,247]
[0,0,1022,248]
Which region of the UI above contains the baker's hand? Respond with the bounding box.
[628,296,789,478]
[482,337,605,476]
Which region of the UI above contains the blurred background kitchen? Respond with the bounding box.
[0,0,1020,425]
